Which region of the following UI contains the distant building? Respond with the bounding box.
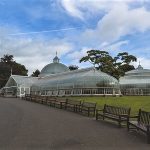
[119,64,150,95]
[3,55,120,97]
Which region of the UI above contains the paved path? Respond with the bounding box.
[0,97,149,150]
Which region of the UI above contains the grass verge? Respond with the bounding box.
[68,96,150,115]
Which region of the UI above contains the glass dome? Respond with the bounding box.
[39,55,69,77]
[119,64,150,95]
[31,67,120,96]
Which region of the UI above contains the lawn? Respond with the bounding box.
[68,96,150,115]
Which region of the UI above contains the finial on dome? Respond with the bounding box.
[137,61,143,70]
[53,52,60,63]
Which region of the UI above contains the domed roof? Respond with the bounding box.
[39,55,69,77]
[125,64,150,76]
[119,63,150,85]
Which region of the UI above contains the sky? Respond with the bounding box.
[0,0,150,75]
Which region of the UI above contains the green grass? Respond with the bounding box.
[68,96,150,115]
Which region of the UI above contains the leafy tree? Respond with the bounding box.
[80,50,137,79]
[68,65,79,71]
[0,63,10,88]
[114,52,137,77]
[31,69,40,77]
[1,54,14,63]
[80,50,114,68]
[0,54,28,88]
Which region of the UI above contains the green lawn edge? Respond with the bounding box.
[67,96,150,115]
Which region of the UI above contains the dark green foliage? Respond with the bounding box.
[1,54,14,63]
[0,63,10,88]
[80,50,137,79]
[31,69,40,77]
[68,65,79,71]
[0,54,28,88]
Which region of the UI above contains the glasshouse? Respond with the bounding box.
[119,64,150,95]
[3,55,120,97]
[3,75,38,97]
[31,67,120,96]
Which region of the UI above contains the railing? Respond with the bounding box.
[31,87,120,96]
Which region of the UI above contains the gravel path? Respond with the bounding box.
[0,97,149,150]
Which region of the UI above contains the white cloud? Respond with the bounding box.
[60,0,150,46]
[82,3,150,45]
[66,47,89,60]
[61,0,84,20]
[0,28,73,75]
[99,5,150,40]
[60,0,147,20]
[66,47,94,68]
[101,40,129,52]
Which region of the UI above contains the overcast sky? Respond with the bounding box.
[0,0,150,75]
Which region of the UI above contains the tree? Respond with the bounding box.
[0,54,28,88]
[68,65,79,71]
[80,50,137,79]
[80,50,110,67]
[10,62,28,76]
[0,63,10,88]
[114,52,137,77]
[31,69,40,77]
[1,54,14,63]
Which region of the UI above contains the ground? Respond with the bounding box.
[0,97,149,150]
